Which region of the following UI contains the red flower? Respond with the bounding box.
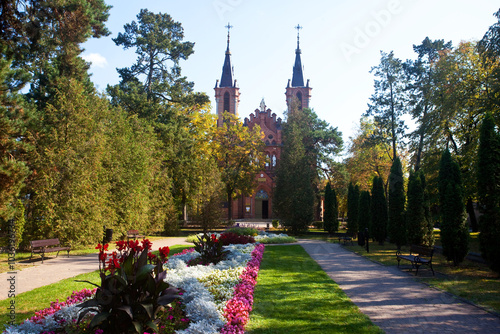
[115,240,127,251]
[142,239,153,251]
[159,246,170,262]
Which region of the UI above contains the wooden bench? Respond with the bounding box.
[330,232,354,245]
[127,229,145,240]
[30,238,71,263]
[396,245,434,276]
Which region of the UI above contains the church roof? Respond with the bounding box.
[220,24,234,87]
[291,25,305,87]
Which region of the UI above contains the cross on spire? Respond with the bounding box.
[295,24,302,49]
[225,22,233,50]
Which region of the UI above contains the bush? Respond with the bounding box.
[224,227,258,236]
[219,232,255,245]
[191,233,229,265]
[272,219,279,228]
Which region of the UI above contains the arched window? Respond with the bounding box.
[296,91,303,109]
[265,154,270,168]
[272,155,277,167]
[223,92,230,113]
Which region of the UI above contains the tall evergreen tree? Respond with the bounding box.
[323,182,338,234]
[388,156,406,249]
[358,190,371,233]
[406,171,426,245]
[365,51,407,161]
[438,149,469,266]
[371,176,388,244]
[274,110,315,234]
[477,113,500,272]
[347,182,360,236]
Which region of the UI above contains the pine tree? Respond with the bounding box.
[323,182,338,234]
[438,149,469,266]
[358,190,371,233]
[388,156,406,249]
[477,113,500,272]
[371,176,388,244]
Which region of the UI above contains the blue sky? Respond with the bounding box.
[82,0,499,145]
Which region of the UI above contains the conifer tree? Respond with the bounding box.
[438,149,469,266]
[406,171,426,245]
[388,156,406,249]
[323,182,338,234]
[347,182,360,235]
[477,113,500,272]
[371,176,388,244]
[358,190,371,233]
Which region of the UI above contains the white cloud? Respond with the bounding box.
[82,53,108,68]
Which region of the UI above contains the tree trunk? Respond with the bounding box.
[227,187,233,222]
[466,197,479,232]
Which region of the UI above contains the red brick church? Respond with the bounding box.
[214,25,312,220]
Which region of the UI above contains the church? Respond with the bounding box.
[214,25,312,220]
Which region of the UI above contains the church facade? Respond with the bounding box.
[214,27,312,220]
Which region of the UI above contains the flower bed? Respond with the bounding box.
[3,243,265,334]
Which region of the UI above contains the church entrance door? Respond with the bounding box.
[262,200,269,219]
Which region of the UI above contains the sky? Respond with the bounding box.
[82,0,499,147]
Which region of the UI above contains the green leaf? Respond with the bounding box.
[136,263,155,281]
[89,312,110,329]
[74,279,100,288]
[139,302,154,319]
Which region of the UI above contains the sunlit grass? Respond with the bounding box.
[246,245,383,334]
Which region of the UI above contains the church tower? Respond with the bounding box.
[285,25,312,112]
[215,24,240,127]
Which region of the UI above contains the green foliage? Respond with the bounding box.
[388,157,406,249]
[323,182,339,234]
[192,233,229,265]
[347,182,360,235]
[225,227,258,236]
[406,171,427,246]
[272,219,279,229]
[273,110,315,234]
[477,113,500,272]
[78,242,179,334]
[365,51,406,160]
[0,51,31,223]
[370,176,388,244]
[438,149,469,266]
[358,190,371,233]
[213,112,266,220]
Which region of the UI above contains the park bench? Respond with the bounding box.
[30,238,71,263]
[331,232,354,245]
[127,229,145,240]
[396,245,435,276]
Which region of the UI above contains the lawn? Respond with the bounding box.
[246,245,383,334]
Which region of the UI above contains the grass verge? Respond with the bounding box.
[246,245,383,334]
[0,244,193,327]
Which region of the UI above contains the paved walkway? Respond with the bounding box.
[298,239,500,334]
[0,237,192,300]
[2,238,500,333]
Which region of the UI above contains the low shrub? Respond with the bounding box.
[224,227,258,236]
[220,232,255,245]
[191,233,229,266]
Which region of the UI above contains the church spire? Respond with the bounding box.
[291,24,304,87]
[220,23,234,87]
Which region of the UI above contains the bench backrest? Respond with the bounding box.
[410,245,434,257]
[128,229,139,235]
[31,238,61,248]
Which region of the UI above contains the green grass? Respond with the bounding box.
[246,245,383,334]
[343,239,500,314]
[0,244,193,327]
